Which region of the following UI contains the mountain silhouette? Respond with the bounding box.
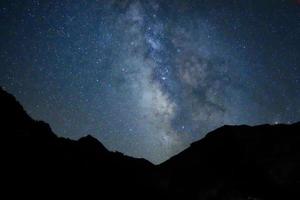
[1,87,299,200]
[158,123,300,199]
[0,87,155,199]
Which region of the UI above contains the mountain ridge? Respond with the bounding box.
[1,86,299,200]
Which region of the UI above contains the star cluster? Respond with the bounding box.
[0,0,299,163]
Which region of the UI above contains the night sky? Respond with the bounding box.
[0,0,299,164]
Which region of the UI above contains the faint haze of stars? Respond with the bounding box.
[0,0,299,164]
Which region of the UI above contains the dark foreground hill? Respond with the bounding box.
[0,87,155,199]
[1,87,299,200]
[158,123,300,200]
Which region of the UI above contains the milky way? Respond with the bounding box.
[1,0,299,163]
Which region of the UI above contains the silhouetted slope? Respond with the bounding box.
[159,124,300,200]
[1,87,299,200]
[0,87,155,199]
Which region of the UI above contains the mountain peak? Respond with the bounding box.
[78,134,109,153]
